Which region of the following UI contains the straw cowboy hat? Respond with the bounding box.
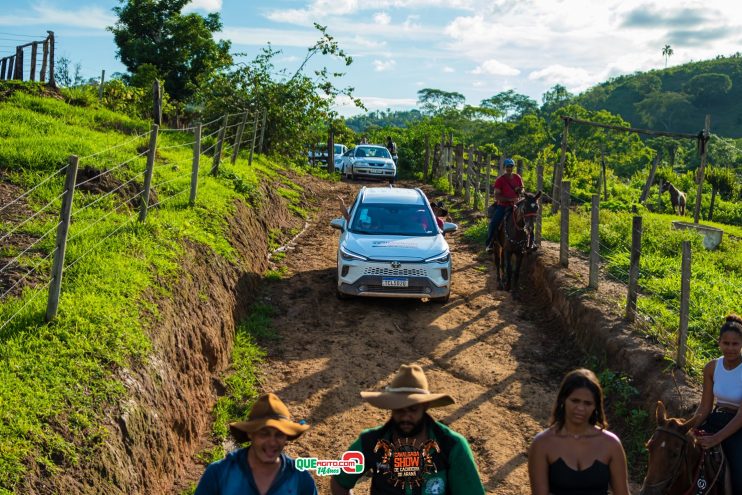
[361,364,455,410]
[229,393,309,440]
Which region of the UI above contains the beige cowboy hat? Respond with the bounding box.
[229,393,309,440]
[361,364,455,410]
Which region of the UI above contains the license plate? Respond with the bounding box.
[370,169,383,174]
[382,277,408,287]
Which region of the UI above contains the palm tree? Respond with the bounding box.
[662,44,674,68]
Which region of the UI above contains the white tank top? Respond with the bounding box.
[713,357,742,407]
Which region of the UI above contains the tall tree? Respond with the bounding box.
[109,0,232,101]
[481,90,538,121]
[662,44,674,68]
[416,88,465,115]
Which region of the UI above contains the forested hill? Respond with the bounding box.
[576,54,742,136]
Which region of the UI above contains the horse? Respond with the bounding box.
[640,401,731,495]
[661,181,686,215]
[492,191,541,295]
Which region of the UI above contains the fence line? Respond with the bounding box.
[1,107,266,328]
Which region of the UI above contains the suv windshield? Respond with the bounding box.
[350,203,437,236]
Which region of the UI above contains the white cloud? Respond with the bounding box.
[471,59,520,76]
[220,27,318,47]
[472,80,486,87]
[264,8,313,25]
[0,4,116,29]
[183,0,222,13]
[443,66,455,73]
[528,64,597,93]
[374,12,391,25]
[351,36,387,49]
[333,94,418,116]
[373,59,397,71]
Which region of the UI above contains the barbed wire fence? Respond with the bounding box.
[0,108,262,333]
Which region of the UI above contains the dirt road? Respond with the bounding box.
[255,178,588,494]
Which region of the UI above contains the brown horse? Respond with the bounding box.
[640,401,730,495]
[661,181,686,215]
[492,191,541,294]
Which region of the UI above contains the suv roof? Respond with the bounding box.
[359,186,425,205]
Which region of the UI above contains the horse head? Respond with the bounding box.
[640,401,699,495]
[515,191,542,233]
[660,181,671,193]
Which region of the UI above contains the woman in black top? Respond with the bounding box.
[527,369,630,495]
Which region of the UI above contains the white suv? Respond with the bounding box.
[330,186,457,303]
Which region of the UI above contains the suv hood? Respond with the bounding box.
[343,232,448,261]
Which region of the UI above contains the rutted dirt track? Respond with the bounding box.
[246,178,589,494]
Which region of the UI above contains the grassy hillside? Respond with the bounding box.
[577,54,742,136]
[0,82,326,492]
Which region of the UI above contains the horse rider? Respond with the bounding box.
[485,158,524,253]
[330,364,485,495]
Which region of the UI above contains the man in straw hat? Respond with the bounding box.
[195,393,317,495]
[331,364,484,495]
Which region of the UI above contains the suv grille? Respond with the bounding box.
[364,267,427,276]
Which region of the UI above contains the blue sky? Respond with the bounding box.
[1,0,740,116]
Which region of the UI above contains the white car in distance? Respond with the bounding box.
[340,145,396,182]
[330,186,457,303]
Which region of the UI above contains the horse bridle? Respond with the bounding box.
[644,426,725,495]
[504,200,537,251]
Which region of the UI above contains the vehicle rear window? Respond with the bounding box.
[350,203,436,236]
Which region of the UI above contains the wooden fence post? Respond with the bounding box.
[498,154,504,176]
[536,165,543,247]
[640,151,661,203]
[327,126,335,174]
[1,58,7,80]
[40,38,48,82]
[455,144,464,196]
[601,146,608,200]
[589,194,600,289]
[258,108,267,153]
[553,118,570,213]
[465,146,473,205]
[212,115,228,175]
[248,111,259,167]
[516,159,523,176]
[45,155,79,321]
[30,42,38,81]
[13,47,23,81]
[626,215,643,321]
[657,178,664,211]
[676,241,691,368]
[139,124,159,222]
[231,111,248,165]
[693,115,711,224]
[560,181,571,267]
[485,153,492,209]
[189,123,202,206]
[98,69,105,100]
[423,135,430,182]
[47,31,55,87]
[152,80,162,126]
[473,151,481,211]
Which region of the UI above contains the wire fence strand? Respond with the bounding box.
[67,191,144,246]
[65,212,138,272]
[0,164,68,215]
[0,221,60,274]
[78,129,152,160]
[0,248,55,301]
[0,190,67,245]
[72,171,146,217]
[0,279,52,333]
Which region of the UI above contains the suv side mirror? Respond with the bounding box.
[442,222,458,234]
[330,218,345,231]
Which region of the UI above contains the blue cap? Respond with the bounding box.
[504,158,515,167]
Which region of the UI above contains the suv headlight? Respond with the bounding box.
[340,245,368,261]
[424,251,450,263]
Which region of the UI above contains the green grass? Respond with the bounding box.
[0,89,308,490]
[540,208,742,376]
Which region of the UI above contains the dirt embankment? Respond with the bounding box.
[21,179,307,494]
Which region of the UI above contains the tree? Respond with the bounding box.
[416,88,465,115]
[109,0,232,101]
[540,84,573,119]
[56,57,84,87]
[683,73,732,105]
[634,91,693,130]
[480,90,538,121]
[662,44,674,68]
